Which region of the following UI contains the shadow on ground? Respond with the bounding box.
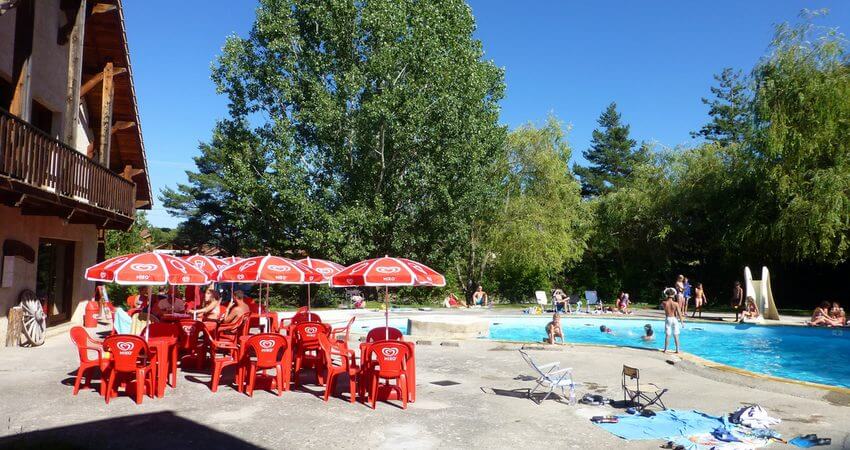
[0,411,261,450]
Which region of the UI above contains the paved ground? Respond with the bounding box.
[0,310,846,449]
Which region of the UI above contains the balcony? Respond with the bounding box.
[0,107,136,230]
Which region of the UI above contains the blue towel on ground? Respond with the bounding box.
[595,410,725,440]
[789,436,816,448]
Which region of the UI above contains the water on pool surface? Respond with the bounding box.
[357,316,850,388]
[489,317,850,388]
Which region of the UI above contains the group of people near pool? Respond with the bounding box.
[808,301,847,327]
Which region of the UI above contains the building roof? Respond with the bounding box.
[83,0,152,209]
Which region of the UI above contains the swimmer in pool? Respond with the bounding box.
[642,324,654,341]
[546,313,564,344]
[599,325,614,334]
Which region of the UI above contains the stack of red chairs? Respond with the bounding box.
[317,332,359,403]
[290,321,331,387]
[359,326,416,409]
[177,319,207,369]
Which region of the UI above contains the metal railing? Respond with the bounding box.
[0,107,136,218]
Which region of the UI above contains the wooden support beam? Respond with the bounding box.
[135,200,151,209]
[98,61,114,167]
[121,165,144,180]
[79,67,126,97]
[111,121,135,134]
[61,0,86,146]
[10,0,34,119]
[90,3,116,14]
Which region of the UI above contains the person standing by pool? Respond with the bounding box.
[730,281,744,321]
[662,287,683,354]
[546,313,564,344]
[691,283,706,318]
[683,277,693,315]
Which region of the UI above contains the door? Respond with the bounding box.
[36,239,75,325]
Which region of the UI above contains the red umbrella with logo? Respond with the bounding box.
[331,256,446,338]
[85,252,210,340]
[217,255,323,329]
[296,257,345,310]
[181,255,224,314]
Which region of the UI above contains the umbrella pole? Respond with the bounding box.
[307,284,311,311]
[145,286,153,343]
[385,286,389,340]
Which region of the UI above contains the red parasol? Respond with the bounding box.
[331,256,445,337]
[296,257,345,310]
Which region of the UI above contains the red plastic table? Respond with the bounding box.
[147,335,178,397]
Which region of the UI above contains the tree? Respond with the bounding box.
[487,117,588,301]
[104,212,153,304]
[691,68,751,145]
[574,102,647,197]
[161,0,507,297]
[747,19,850,264]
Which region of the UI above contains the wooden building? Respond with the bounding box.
[0,0,150,344]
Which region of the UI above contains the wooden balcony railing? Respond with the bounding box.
[0,107,136,218]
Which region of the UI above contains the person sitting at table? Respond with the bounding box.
[156,294,186,315]
[126,286,153,310]
[233,289,257,311]
[221,292,251,324]
[187,288,222,321]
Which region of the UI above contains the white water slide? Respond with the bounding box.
[744,266,780,320]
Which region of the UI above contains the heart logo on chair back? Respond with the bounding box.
[259,339,275,351]
[304,326,318,335]
[182,325,193,334]
[116,341,134,354]
[381,347,399,360]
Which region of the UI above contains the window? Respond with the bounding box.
[31,99,54,135]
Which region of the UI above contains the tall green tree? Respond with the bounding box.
[747,19,850,264]
[574,102,647,197]
[487,117,588,301]
[161,0,506,293]
[691,68,751,145]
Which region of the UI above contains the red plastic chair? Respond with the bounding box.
[317,333,359,403]
[102,335,156,404]
[331,316,356,348]
[366,340,411,409]
[291,321,331,387]
[240,333,291,396]
[143,322,181,387]
[366,326,403,343]
[215,312,251,344]
[203,325,243,392]
[177,320,207,369]
[69,326,106,396]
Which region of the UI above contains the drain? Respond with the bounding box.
[431,380,461,386]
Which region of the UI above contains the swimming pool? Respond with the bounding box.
[356,316,850,388]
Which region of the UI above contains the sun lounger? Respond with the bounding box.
[622,365,668,411]
[519,349,578,404]
[585,290,599,313]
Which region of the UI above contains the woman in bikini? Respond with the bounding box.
[188,288,223,321]
[808,301,840,327]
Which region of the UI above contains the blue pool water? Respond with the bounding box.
[358,316,850,388]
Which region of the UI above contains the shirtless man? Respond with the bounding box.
[662,287,683,354]
[221,292,251,324]
[546,313,564,344]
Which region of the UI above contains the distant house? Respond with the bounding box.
[0,0,151,343]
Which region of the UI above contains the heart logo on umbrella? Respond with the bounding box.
[267,264,291,272]
[381,347,399,359]
[192,260,205,268]
[376,266,401,274]
[181,275,191,282]
[169,260,188,274]
[117,342,134,352]
[105,257,129,269]
[259,339,275,350]
[130,263,157,272]
[304,326,318,335]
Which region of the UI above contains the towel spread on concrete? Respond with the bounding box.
[595,410,724,440]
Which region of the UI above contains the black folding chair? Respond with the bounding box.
[622,365,668,411]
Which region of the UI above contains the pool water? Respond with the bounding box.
[357,316,850,388]
[495,317,850,389]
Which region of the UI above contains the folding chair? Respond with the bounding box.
[519,350,578,404]
[622,365,668,411]
[534,291,549,313]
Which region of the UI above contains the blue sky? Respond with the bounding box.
[122,1,850,228]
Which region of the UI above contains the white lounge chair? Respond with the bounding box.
[534,291,548,311]
[585,290,599,313]
[519,349,578,404]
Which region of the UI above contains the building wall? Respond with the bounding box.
[31,0,70,139]
[0,204,97,342]
[0,8,13,79]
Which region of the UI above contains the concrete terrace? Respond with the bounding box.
[0,309,847,449]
